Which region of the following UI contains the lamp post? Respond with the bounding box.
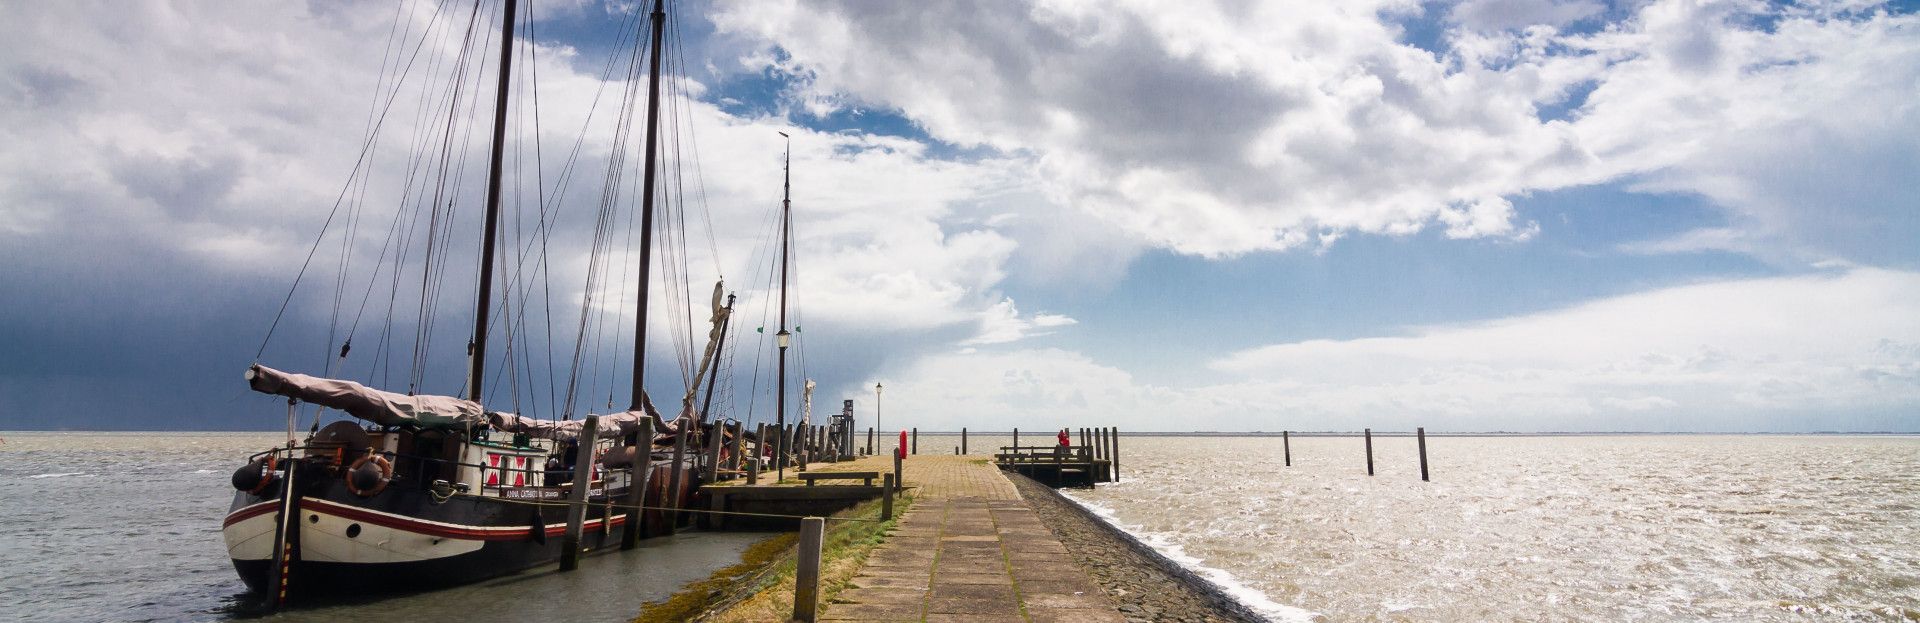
[874,382,883,442]
[776,329,791,481]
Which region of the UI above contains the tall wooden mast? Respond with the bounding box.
[467,0,520,403]
[630,0,667,413]
[620,0,669,551]
[776,133,793,482]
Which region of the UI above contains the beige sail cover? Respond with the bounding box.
[245,364,485,429]
[486,392,683,441]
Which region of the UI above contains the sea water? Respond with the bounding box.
[1060,435,1920,621]
[0,432,765,623]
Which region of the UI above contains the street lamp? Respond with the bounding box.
[874,382,883,441]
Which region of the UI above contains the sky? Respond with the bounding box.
[1,0,1916,432]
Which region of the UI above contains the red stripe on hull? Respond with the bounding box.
[299,498,629,541]
[222,501,278,527]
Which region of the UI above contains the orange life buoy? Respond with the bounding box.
[345,453,393,497]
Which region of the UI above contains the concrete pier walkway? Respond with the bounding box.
[811,456,1124,622]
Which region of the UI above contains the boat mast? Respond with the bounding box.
[630,0,666,413]
[619,0,667,553]
[468,0,519,403]
[776,133,793,482]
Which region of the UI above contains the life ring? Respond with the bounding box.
[345,453,393,497]
[245,456,278,495]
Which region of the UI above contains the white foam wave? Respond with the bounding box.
[28,472,89,479]
[1061,490,1322,623]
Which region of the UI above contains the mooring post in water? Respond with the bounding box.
[562,415,601,571]
[703,420,723,482]
[911,427,918,455]
[796,423,809,472]
[1112,427,1120,482]
[961,427,968,454]
[747,424,762,485]
[881,473,894,521]
[1364,428,1374,476]
[666,419,689,534]
[1417,427,1430,482]
[794,516,825,622]
[620,417,654,549]
[1283,430,1291,467]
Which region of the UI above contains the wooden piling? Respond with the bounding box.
[703,420,723,483]
[620,417,654,549]
[1364,428,1374,476]
[666,420,689,533]
[866,427,874,456]
[727,422,743,477]
[912,427,918,455]
[961,427,968,454]
[881,473,894,521]
[561,415,600,571]
[1417,427,1430,482]
[1013,427,1019,449]
[796,423,809,471]
[793,516,824,622]
[747,424,763,485]
[1283,430,1291,467]
[1112,427,1120,482]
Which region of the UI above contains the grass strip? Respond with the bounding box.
[634,492,915,623]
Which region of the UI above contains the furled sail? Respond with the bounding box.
[244,364,486,429]
[485,391,679,441]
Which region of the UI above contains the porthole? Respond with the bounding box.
[308,514,319,524]
[346,523,362,538]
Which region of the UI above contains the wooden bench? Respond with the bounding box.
[797,471,879,486]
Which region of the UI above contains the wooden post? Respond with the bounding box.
[881,473,894,521]
[911,427,918,455]
[561,415,600,571]
[892,445,903,500]
[1417,427,1430,482]
[666,420,689,534]
[728,422,744,478]
[620,417,654,549]
[794,516,824,622]
[1111,427,1119,482]
[1364,428,1374,476]
[1283,430,1291,467]
[797,423,809,472]
[703,420,723,483]
[866,427,874,456]
[961,427,968,455]
[1012,427,1018,450]
[747,424,762,485]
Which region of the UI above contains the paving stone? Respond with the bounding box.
[833,587,929,605]
[929,583,1017,602]
[930,571,1012,585]
[1026,608,1131,623]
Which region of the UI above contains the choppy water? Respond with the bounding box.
[1059,435,1920,622]
[0,432,766,623]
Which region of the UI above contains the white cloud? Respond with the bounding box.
[870,269,1920,431]
[710,0,1920,262]
[961,298,1078,346]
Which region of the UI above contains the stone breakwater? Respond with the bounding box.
[1007,474,1268,623]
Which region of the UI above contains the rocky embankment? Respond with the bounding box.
[1009,474,1270,623]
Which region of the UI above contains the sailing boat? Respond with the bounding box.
[220,0,720,602]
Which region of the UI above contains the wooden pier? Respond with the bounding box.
[992,427,1119,488]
